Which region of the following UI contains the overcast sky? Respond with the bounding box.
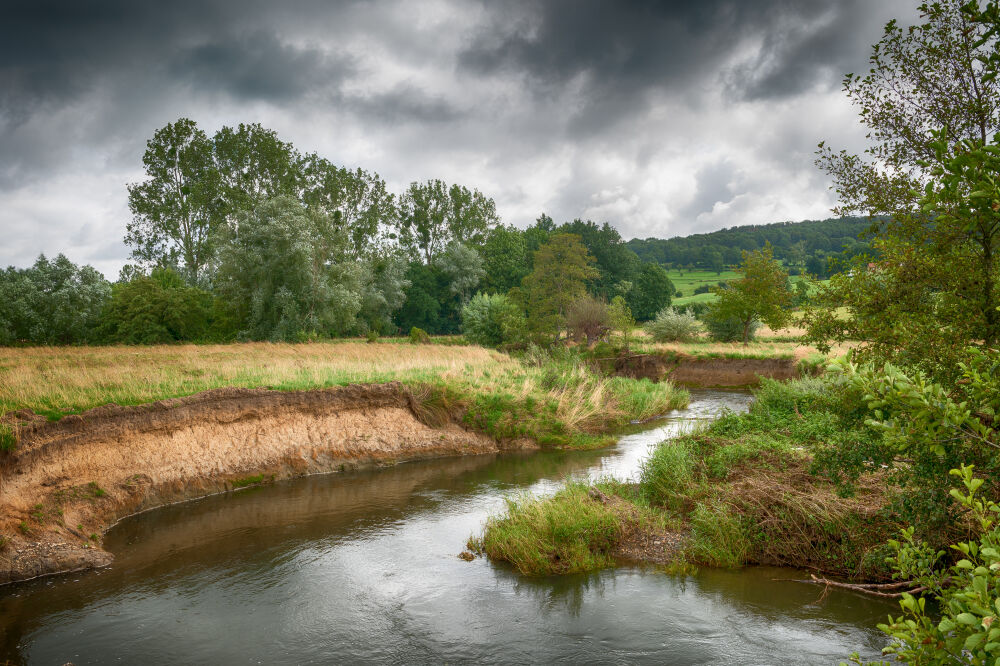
[1,0,917,278]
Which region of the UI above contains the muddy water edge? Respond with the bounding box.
[0,389,894,664]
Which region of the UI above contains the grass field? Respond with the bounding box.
[0,341,689,449]
[667,268,828,308]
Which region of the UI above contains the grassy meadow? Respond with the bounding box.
[0,340,689,450]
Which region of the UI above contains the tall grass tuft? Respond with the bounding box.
[477,482,623,575]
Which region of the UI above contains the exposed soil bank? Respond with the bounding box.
[615,353,800,387]
[0,383,522,585]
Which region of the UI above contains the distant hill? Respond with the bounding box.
[625,216,881,278]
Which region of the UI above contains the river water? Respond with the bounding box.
[0,389,893,664]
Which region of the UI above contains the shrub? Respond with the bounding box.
[644,307,701,342]
[98,267,213,344]
[693,284,711,295]
[566,296,610,345]
[703,308,759,342]
[675,290,683,298]
[461,292,527,349]
[409,326,431,344]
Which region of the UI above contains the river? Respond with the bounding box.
[0,389,893,664]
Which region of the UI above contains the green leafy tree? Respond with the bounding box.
[557,219,640,299]
[627,262,674,321]
[302,156,395,258]
[214,197,362,340]
[0,254,110,344]
[519,233,600,340]
[461,292,526,349]
[608,295,635,351]
[807,1,1000,376]
[126,118,219,285]
[212,122,303,220]
[98,267,213,344]
[357,253,410,335]
[481,225,529,293]
[435,241,485,304]
[817,0,1000,219]
[706,244,793,344]
[394,263,445,334]
[398,179,499,263]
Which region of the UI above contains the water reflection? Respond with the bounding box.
[0,389,892,665]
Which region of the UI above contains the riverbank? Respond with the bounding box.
[0,342,689,585]
[476,377,902,581]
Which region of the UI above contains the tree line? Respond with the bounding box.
[0,119,679,345]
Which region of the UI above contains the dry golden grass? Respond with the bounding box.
[631,325,853,361]
[0,341,512,419]
[0,342,688,440]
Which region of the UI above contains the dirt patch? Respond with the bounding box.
[0,383,528,585]
[615,353,800,387]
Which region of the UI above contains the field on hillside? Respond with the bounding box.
[668,268,827,308]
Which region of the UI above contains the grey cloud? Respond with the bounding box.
[679,160,738,222]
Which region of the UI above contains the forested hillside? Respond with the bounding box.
[627,217,880,277]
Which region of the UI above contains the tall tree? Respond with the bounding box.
[398,179,499,263]
[627,262,674,321]
[817,0,1000,218]
[807,1,1000,373]
[126,118,219,285]
[212,122,303,219]
[707,244,793,345]
[214,196,361,341]
[519,233,600,339]
[302,156,396,258]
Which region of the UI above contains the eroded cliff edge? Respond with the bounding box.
[0,383,522,585]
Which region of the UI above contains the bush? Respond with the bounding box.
[644,307,701,342]
[409,326,431,344]
[693,284,711,295]
[461,292,526,349]
[566,296,609,345]
[703,308,759,342]
[675,290,683,298]
[98,267,213,344]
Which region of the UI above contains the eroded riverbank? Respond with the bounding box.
[0,383,508,584]
[0,389,894,665]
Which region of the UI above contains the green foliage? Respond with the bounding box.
[639,440,695,510]
[461,292,527,349]
[126,117,220,285]
[705,244,793,344]
[809,0,1000,377]
[0,424,16,453]
[557,219,640,300]
[702,309,759,343]
[520,233,600,340]
[397,179,499,263]
[98,267,214,343]
[830,349,1000,534]
[434,242,485,303]
[626,262,674,321]
[851,465,1000,666]
[214,197,362,341]
[231,474,265,489]
[480,225,530,293]
[409,327,431,344]
[644,307,701,342]
[608,296,635,350]
[0,253,110,345]
[627,217,873,275]
[566,296,609,345]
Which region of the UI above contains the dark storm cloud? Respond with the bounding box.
[462,0,908,127]
[0,0,918,275]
